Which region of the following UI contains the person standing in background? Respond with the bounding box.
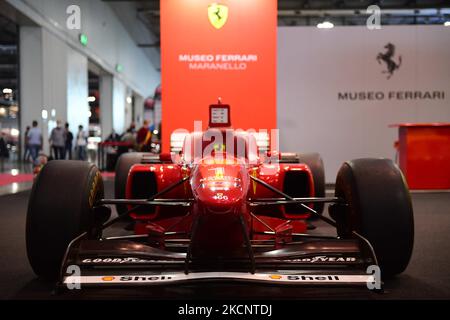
[23,126,31,162]
[75,125,87,161]
[64,122,74,160]
[0,133,6,171]
[0,132,9,159]
[119,128,136,155]
[49,120,66,160]
[136,120,150,151]
[27,121,42,164]
[128,122,136,134]
[121,128,136,145]
[106,129,120,142]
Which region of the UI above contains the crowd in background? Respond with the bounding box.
[19,119,156,166]
[23,120,88,165]
[105,120,155,152]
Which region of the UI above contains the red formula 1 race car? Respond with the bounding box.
[26,103,414,291]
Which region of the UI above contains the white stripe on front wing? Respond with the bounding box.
[64,272,374,285]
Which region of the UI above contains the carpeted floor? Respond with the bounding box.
[0,174,34,187]
[0,180,449,300]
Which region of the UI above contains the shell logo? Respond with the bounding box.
[102,276,115,281]
[269,275,282,280]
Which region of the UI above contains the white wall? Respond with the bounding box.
[42,29,67,127]
[99,74,113,140]
[11,0,161,153]
[112,78,126,134]
[20,26,45,149]
[125,87,133,129]
[67,49,89,131]
[20,27,70,152]
[278,25,450,182]
[134,94,144,126]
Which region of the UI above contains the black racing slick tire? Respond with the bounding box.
[298,153,325,215]
[114,152,145,215]
[26,161,104,280]
[333,158,414,277]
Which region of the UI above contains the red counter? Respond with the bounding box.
[390,123,450,190]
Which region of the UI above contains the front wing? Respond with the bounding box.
[64,272,374,287]
[59,237,379,289]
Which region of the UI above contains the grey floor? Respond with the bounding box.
[0,159,34,174]
[0,180,449,300]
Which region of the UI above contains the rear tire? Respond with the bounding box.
[298,153,325,215]
[26,161,104,280]
[114,152,145,215]
[333,158,414,277]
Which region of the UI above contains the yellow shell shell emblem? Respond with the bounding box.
[208,3,228,29]
[102,276,115,281]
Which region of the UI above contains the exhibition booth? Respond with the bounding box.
[0,0,449,303]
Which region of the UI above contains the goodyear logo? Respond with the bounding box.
[88,171,101,207]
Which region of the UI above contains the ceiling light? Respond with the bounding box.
[126,97,132,104]
[317,21,334,29]
[2,88,12,94]
[87,96,96,102]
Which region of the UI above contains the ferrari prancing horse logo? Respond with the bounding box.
[208,3,228,29]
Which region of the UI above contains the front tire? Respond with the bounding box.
[332,158,414,277]
[26,161,104,280]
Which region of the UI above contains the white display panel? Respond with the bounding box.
[278,25,450,182]
[211,107,229,124]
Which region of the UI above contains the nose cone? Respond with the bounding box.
[190,158,248,211]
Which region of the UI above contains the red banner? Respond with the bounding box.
[160,0,277,152]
